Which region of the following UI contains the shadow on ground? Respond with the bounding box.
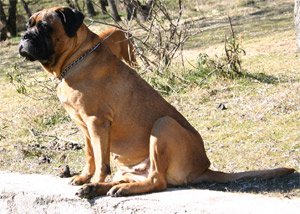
[245,72,299,84]
[191,172,300,197]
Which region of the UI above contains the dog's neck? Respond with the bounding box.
[58,41,102,81]
[41,24,100,79]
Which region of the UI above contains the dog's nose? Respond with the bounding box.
[21,32,31,40]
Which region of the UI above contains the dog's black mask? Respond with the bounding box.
[19,19,54,64]
[19,7,84,65]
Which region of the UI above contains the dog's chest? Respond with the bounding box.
[57,82,85,125]
[57,81,81,106]
[57,82,71,104]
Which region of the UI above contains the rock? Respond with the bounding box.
[0,171,299,214]
[38,154,51,165]
[58,165,72,178]
[217,103,227,110]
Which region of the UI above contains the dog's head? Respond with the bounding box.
[19,7,84,65]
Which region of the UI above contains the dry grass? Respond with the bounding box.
[0,0,299,197]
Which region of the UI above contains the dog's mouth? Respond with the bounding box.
[19,45,37,61]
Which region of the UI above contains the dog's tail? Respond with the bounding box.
[196,167,295,183]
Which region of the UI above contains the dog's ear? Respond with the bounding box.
[56,7,84,38]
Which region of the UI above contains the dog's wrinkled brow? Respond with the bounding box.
[27,10,44,28]
[27,17,35,28]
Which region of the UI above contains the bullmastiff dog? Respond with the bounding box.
[19,7,295,198]
[98,27,136,67]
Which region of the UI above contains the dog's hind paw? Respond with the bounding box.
[106,184,128,197]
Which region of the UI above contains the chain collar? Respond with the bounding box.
[58,41,102,81]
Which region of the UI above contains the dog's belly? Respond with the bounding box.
[112,156,150,182]
[109,120,151,165]
[110,137,149,166]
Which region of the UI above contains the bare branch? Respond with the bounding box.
[29,128,81,145]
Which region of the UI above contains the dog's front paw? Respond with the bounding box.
[76,184,98,199]
[69,174,91,185]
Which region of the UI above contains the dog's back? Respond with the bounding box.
[99,27,136,66]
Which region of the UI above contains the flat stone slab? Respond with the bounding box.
[0,171,299,214]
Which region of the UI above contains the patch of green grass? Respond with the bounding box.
[34,109,72,130]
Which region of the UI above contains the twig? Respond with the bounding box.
[28,128,80,145]
[228,15,235,39]
[87,18,123,30]
[200,69,218,84]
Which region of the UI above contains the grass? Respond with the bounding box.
[0,0,299,198]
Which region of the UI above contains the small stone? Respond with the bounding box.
[217,103,227,110]
[59,165,71,178]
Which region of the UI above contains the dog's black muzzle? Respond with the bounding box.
[19,28,54,64]
[19,32,38,61]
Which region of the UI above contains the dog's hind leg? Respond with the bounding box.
[106,116,210,197]
[106,117,170,197]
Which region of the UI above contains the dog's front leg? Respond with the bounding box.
[70,135,95,185]
[87,117,111,183]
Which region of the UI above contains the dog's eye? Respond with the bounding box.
[37,21,51,32]
[37,21,45,29]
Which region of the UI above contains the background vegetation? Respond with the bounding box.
[0,0,299,198]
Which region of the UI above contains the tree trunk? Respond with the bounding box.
[0,0,7,41]
[140,0,154,22]
[65,0,75,9]
[99,0,108,14]
[7,0,17,37]
[20,0,31,18]
[126,0,137,21]
[86,0,96,17]
[74,0,81,12]
[295,0,300,54]
[124,0,153,22]
[107,0,121,22]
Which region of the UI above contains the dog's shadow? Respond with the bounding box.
[190,172,300,197]
[85,172,299,202]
